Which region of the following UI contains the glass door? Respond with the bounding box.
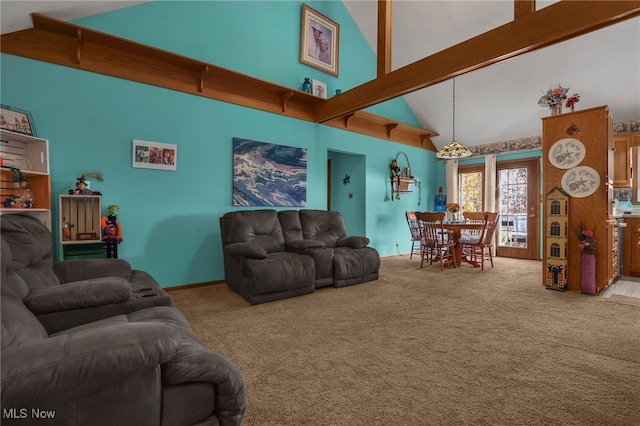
[496,158,540,260]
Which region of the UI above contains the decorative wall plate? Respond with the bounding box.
[561,166,600,198]
[548,138,586,169]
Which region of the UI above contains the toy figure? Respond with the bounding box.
[101,204,122,258]
[62,217,74,241]
[390,159,402,201]
[389,159,401,177]
[3,193,33,208]
[69,172,103,195]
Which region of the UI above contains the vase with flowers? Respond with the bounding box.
[565,94,580,112]
[538,85,579,116]
[576,224,597,295]
[446,203,460,223]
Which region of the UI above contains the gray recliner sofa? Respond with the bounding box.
[1,214,247,425]
[219,209,380,305]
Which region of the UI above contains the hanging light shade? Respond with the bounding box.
[436,79,472,159]
[436,141,472,159]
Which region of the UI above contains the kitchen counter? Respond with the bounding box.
[613,208,640,218]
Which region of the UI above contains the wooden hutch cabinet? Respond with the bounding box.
[542,106,617,293]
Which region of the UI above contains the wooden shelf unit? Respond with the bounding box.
[0,129,51,229]
[0,14,438,151]
[391,176,417,193]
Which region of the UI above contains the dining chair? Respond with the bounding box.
[463,211,485,222]
[405,211,422,259]
[415,211,456,270]
[461,211,485,239]
[460,212,500,270]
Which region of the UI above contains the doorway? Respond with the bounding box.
[495,158,540,260]
[327,150,366,236]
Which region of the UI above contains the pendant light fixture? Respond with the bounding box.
[436,78,472,159]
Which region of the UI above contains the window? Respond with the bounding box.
[458,165,484,213]
[550,243,560,257]
[550,221,560,236]
[550,200,560,215]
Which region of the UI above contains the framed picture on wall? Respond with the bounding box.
[132,140,177,171]
[232,137,307,207]
[299,4,339,77]
[1,105,36,136]
[311,79,327,99]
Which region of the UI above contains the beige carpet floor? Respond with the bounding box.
[170,256,640,426]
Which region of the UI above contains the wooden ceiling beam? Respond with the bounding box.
[315,1,640,123]
[514,0,536,20]
[377,0,392,77]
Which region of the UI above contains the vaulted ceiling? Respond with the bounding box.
[343,1,640,149]
[2,1,639,150]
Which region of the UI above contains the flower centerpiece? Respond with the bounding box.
[446,203,460,222]
[575,224,597,254]
[538,85,579,115]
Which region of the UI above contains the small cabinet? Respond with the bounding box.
[0,129,51,228]
[59,194,102,244]
[624,217,640,277]
[613,134,632,187]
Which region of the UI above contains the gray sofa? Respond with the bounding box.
[219,209,380,304]
[1,214,247,425]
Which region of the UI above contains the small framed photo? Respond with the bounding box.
[1,105,36,136]
[312,79,327,99]
[299,4,339,77]
[132,139,177,171]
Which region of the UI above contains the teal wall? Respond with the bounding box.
[72,0,420,126]
[0,1,436,287]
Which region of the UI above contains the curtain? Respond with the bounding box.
[484,154,496,212]
[484,154,498,247]
[445,160,459,203]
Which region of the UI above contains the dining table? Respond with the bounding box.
[442,221,486,267]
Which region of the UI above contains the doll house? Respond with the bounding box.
[545,187,569,290]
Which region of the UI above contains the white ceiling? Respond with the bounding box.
[2,1,639,149]
[344,1,640,148]
[0,1,149,35]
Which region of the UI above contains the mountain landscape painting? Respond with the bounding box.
[233,138,307,206]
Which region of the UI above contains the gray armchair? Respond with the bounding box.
[286,210,380,288]
[219,209,315,305]
[1,217,247,426]
[1,214,172,333]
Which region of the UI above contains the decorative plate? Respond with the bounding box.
[548,138,586,169]
[561,166,600,198]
